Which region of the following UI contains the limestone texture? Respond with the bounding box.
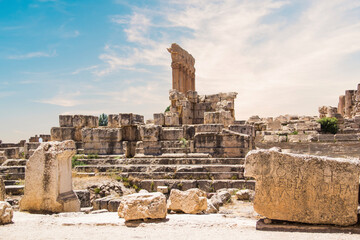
[0,201,13,225]
[245,148,360,226]
[20,141,80,213]
[118,192,167,221]
[0,177,5,201]
[167,188,207,214]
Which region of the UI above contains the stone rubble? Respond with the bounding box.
[167,188,207,214]
[118,192,167,221]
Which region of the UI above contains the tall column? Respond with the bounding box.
[345,90,355,118]
[179,66,185,93]
[171,63,180,91]
[338,95,345,116]
[190,72,195,91]
[185,68,191,93]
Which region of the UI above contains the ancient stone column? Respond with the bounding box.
[168,43,196,93]
[345,90,355,118]
[171,62,180,90]
[338,95,345,116]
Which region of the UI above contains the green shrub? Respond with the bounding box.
[71,156,86,168]
[94,187,101,194]
[99,113,108,126]
[164,106,170,113]
[317,117,338,134]
[290,130,298,135]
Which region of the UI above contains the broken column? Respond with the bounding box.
[345,90,355,118]
[338,95,345,116]
[245,148,360,226]
[168,43,196,94]
[20,140,80,213]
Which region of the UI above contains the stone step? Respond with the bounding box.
[0,173,25,180]
[5,185,24,195]
[0,166,26,174]
[3,180,21,186]
[75,157,245,165]
[74,164,244,174]
[1,159,27,166]
[161,148,187,154]
[138,179,255,192]
[96,171,244,180]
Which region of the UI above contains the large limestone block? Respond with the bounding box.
[108,114,120,128]
[20,141,80,213]
[140,125,161,141]
[119,113,144,126]
[59,115,73,127]
[167,188,207,214]
[82,128,122,143]
[0,177,5,201]
[0,201,13,225]
[160,128,184,140]
[51,127,75,141]
[154,113,165,126]
[118,192,167,221]
[245,148,360,226]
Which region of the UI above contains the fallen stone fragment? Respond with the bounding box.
[118,192,167,221]
[74,190,91,208]
[167,188,207,214]
[20,141,80,213]
[245,148,360,226]
[0,177,5,201]
[236,189,255,201]
[0,201,13,225]
[210,190,231,210]
[205,199,218,214]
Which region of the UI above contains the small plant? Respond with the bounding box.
[231,175,238,180]
[150,181,155,192]
[177,183,183,190]
[87,154,99,159]
[99,113,108,126]
[94,187,101,194]
[164,105,170,113]
[317,117,338,134]
[179,137,189,154]
[71,156,86,168]
[290,130,298,135]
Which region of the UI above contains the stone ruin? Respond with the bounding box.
[20,141,80,213]
[245,148,360,226]
[168,43,195,94]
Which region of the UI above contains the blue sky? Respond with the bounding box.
[1,0,360,142]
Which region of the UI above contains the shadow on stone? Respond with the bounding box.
[124,218,169,228]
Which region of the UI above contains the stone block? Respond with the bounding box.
[318,134,335,142]
[157,186,168,194]
[167,188,207,214]
[154,113,165,126]
[164,112,179,126]
[119,113,144,126]
[108,199,122,212]
[141,141,162,156]
[184,125,195,140]
[20,141,80,213]
[81,128,122,143]
[118,192,167,221]
[229,125,254,136]
[140,125,161,141]
[59,115,73,127]
[108,114,120,128]
[195,124,224,133]
[0,201,13,225]
[335,134,359,142]
[263,135,279,143]
[74,190,90,208]
[51,127,75,141]
[160,128,184,140]
[122,126,140,141]
[204,112,220,124]
[245,148,360,226]
[288,134,311,143]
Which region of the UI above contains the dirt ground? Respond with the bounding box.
[1,200,359,240]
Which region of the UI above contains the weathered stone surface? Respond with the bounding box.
[167,188,207,214]
[0,177,5,201]
[0,201,13,225]
[108,114,120,128]
[118,192,167,221]
[20,141,80,213]
[236,189,255,201]
[245,148,360,226]
[140,125,161,141]
[119,113,144,126]
[209,190,231,210]
[74,190,90,208]
[154,113,165,126]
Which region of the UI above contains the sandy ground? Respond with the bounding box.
[1,209,359,240]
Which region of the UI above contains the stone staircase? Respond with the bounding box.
[74,154,255,192]
[0,159,26,196]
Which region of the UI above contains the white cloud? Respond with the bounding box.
[7,50,57,60]
[71,65,98,75]
[35,91,82,107]
[98,0,360,119]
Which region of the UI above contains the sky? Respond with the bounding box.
[1,0,360,143]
